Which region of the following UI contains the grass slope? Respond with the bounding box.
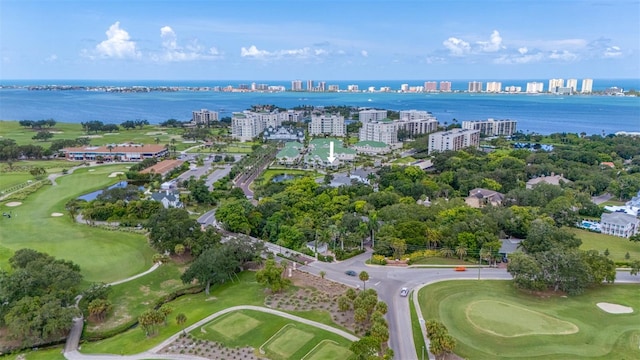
[573,228,640,262]
[418,280,640,359]
[0,165,155,282]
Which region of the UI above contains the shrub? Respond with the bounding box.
[371,254,387,265]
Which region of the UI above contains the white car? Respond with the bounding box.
[400,287,409,297]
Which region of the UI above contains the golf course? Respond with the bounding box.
[417,280,640,359]
[0,164,155,282]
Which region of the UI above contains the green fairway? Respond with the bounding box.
[466,300,578,337]
[302,340,353,360]
[0,164,155,282]
[572,228,640,262]
[2,347,66,360]
[207,312,262,340]
[265,325,314,358]
[418,280,640,359]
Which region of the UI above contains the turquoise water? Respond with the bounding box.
[1,79,638,135]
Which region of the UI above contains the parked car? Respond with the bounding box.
[400,287,409,297]
[345,270,357,276]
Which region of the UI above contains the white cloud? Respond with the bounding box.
[241,45,271,58]
[154,26,222,62]
[93,22,140,59]
[241,45,331,59]
[494,52,545,64]
[45,54,58,62]
[549,50,578,61]
[604,46,622,58]
[518,47,528,55]
[442,37,471,56]
[476,30,504,52]
[361,50,368,57]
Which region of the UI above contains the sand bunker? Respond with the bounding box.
[597,302,633,314]
[51,212,64,217]
[5,202,22,207]
[79,135,103,138]
[146,131,167,136]
[108,171,124,178]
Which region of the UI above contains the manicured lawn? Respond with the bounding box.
[2,347,66,359]
[410,257,474,266]
[199,309,353,360]
[408,291,426,360]
[79,272,266,354]
[391,156,416,164]
[0,165,155,282]
[80,272,353,357]
[0,120,188,147]
[303,340,353,360]
[418,280,640,359]
[572,228,640,262]
[0,172,34,191]
[83,262,188,335]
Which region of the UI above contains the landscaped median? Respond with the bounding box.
[415,280,640,359]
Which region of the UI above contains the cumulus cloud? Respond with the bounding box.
[518,47,528,54]
[154,26,222,62]
[477,30,504,52]
[93,22,140,59]
[45,54,58,62]
[361,50,368,57]
[241,45,271,58]
[442,37,471,56]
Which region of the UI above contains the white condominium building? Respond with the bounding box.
[566,79,578,92]
[549,78,564,93]
[359,109,388,123]
[347,84,359,92]
[398,110,439,135]
[359,119,398,145]
[231,112,265,142]
[581,78,593,93]
[192,109,218,124]
[291,80,303,91]
[308,114,346,137]
[485,82,502,93]
[462,118,517,136]
[231,110,289,141]
[526,82,544,93]
[428,128,480,154]
[468,81,483,92]
[328,84,340,92]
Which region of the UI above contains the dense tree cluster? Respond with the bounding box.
[181,237,264,295]
[146,208,222,256]
[0,249,82,348]
[507,220,616,295]
[344,288,393,359]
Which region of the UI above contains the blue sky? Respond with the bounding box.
[1,0,639,80]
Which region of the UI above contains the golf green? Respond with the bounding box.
[465,300,578,337]
[418,280,640,359]
[302,340,354,360]
[266,326,314,358]
[208,312,262,340]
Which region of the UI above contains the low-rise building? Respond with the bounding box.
[465,188,505,208]
[150,190,183,209]
[352,141,391,155]
[304,138,356,168]
[525,173,572,189]
[263,126,304,142]
[600,212,639,238]
[275,142,303,165]
[62,144,168,161]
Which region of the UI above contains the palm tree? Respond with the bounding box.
[440,247,454,258]
[455,244,467,260]
[359,271,369,290]
[175,313,187,335]
[367,211,379,249]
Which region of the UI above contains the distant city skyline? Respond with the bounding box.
[1,0,639,80]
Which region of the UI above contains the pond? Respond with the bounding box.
[77,181,128,201]
[271,174,298,183]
